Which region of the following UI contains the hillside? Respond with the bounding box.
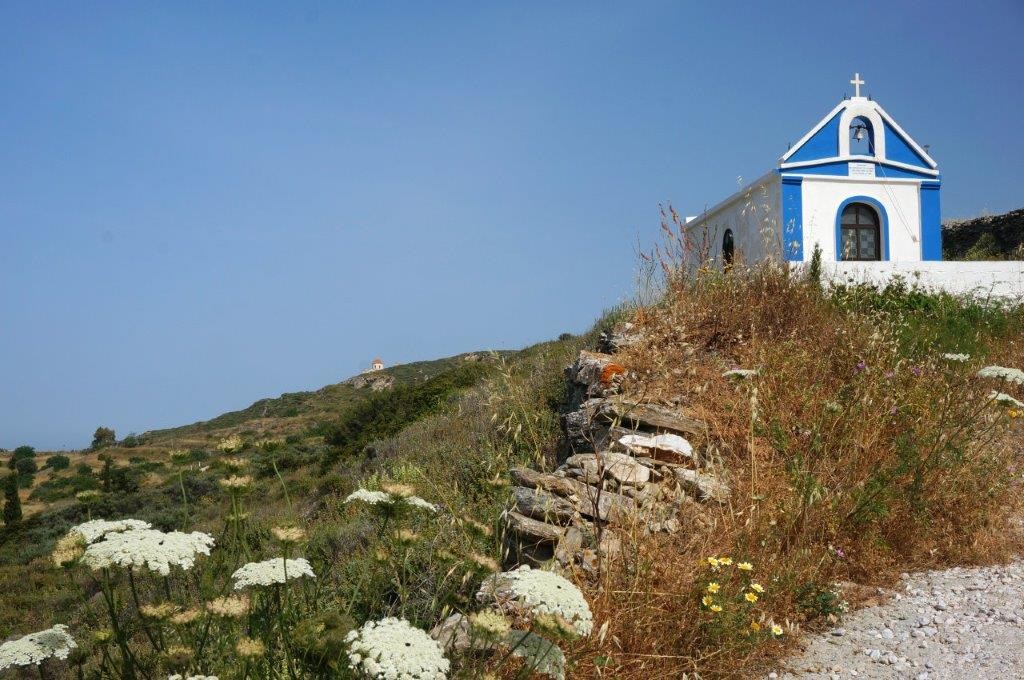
[0,352,510,521]
[142,352,507,448]
[1,265,1022,679]
[942,207,1024,260]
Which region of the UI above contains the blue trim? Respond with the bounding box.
[834,196,890,261]
[781,175,804,261]
[781,159,936,180]
[787,112,841,163]
[883,120,931,168]
[920,181,942,260]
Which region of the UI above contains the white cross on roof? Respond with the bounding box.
[850,72,865,98]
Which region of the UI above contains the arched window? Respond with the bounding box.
[722,229,735,267]
[839,203,881,261]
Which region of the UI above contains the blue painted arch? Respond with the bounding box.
[834,196,890,261]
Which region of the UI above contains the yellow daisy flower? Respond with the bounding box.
[770,623,784,636]
[719,556,733,566]
[750,583,765,593]
[706,556,720,568]
[744,592,758,603]
[750,621,761,632]
[710,604,723,613]
[737,561,754,571]
[701,595,714,607]
[707,582,721,594]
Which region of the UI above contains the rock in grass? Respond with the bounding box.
[674,468,730,503]
[511,486,578,525]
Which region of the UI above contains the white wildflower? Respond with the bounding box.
[344,489,391,505]
[0,625,77,670]
[344,488,437,512]
[942,353,970,362]
[81,529,214,576]
[978,366,1024,385]
[723,368,757,380]
[69,519,152,544]
[477,565,593,637]
[344,617,449,680]
[231,557,315,589]
[989,391,1024,409]
[404,496,438,512]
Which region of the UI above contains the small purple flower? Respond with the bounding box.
[855,361,867,373]
[884,371,895,379]
[911,366,923,377]
[890,406,898,415]
[835,547,846,559]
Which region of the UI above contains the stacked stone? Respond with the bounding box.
[503,335,730,573]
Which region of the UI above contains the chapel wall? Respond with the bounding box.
[800,176,923,262]
[688,173,781,268]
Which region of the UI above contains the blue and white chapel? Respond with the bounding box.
[689,74,942,266]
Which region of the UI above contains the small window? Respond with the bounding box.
[722,229,735,266]
[840,203,881,261]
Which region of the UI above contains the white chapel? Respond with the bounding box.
[688,74,942,267]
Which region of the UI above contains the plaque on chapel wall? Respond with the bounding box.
[849,162,875,178]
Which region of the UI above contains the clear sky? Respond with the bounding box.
[2,1,1022,450]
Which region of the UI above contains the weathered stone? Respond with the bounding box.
[429,613,474,653]
[554,526,586,567]
[674,469,730,503]
[563,397,705,458]
[575,487,638,524]
[504,511,565,543]
[511,467,588,499]
[511,486,578,525]
[563,399,611,454]
[597,321,642,354]
[564,451,652,486]
[618,432,695,464]
[603,398,705,436]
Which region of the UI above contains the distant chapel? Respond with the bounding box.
[688,74,942,266]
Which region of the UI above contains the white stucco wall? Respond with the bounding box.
[818,261,1024,300]
[799,175,924,262]
[684,172,781,268]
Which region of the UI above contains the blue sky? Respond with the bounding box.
[2,1,1022,450]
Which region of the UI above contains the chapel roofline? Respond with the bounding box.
[779,80,938,171]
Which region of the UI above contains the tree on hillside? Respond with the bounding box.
[2,474,22,527]
[99,454,113,492]
[92,426,116,450]
[8,445,35,470]
[14,456,38,489]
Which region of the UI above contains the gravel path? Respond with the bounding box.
[771,560,1024,679]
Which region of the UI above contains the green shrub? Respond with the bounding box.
[319,362,493,470]
[28,474,101,502]
[44,455,70,471]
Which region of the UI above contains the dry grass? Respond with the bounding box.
[566,263,1023,678]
